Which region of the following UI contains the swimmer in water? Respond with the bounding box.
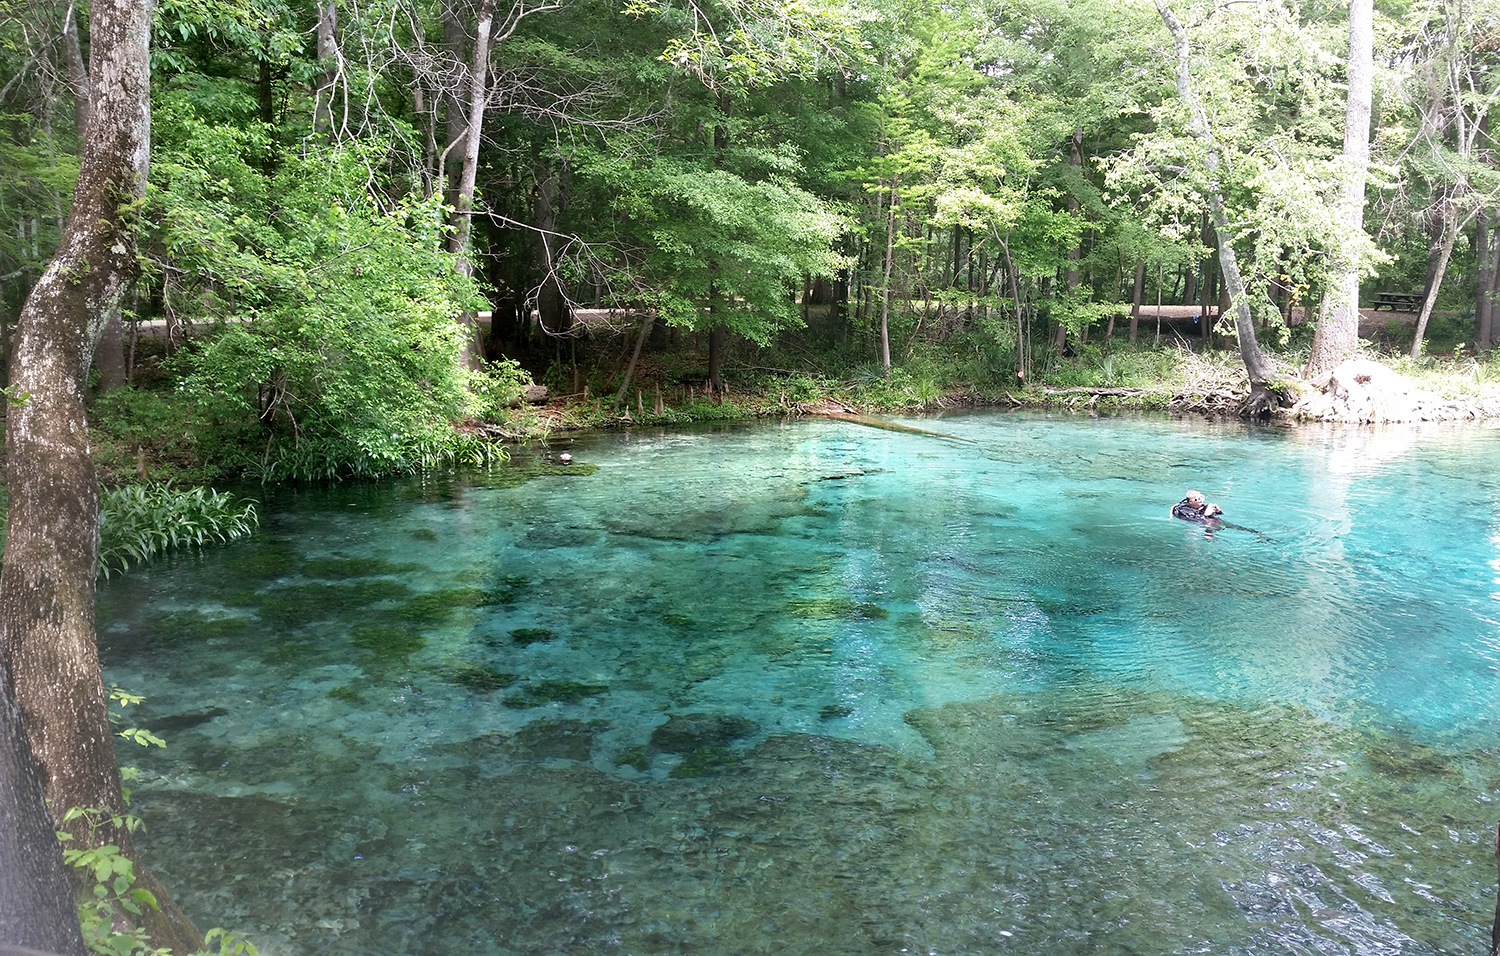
[1171,489,1223,526]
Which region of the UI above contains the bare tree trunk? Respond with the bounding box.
[2,0,200,949]
[1410,204,1459,358]
[0,651,86,956]
[62,2,89,146]
[878,172,898,374]
[1306,0,1373,374]
[446,0,495,370]
[1157,0,1275,412]
[1058,125,1084,352]
[415,80,437,198]
[313,0,339,136]
[1130,259,1145,342]
[613,312,655,410]
[94,307,125,391]
[441,0,469,208]
[707,301,727,393]
[533,163,572,337]
[1477,205,1498,350]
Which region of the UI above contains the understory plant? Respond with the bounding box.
[98,484,259,576]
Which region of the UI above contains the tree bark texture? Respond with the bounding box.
[0,653,86,956]
[1157,0,1274,410]
[1306,0,1373,375]
[2,0,200,949]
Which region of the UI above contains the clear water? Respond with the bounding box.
[97,412,1500,956]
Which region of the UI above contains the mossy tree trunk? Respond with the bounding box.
[0,649,85,956]
[0,0,199,949]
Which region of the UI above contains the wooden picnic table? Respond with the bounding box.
[1373,292,1422,312]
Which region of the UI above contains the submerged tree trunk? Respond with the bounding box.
[2,0,199,950]
[1307,0,1373,375]
[1157,0,1275,413]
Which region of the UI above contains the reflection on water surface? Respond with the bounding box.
[98,413,1500,955]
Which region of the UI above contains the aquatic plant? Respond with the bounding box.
[235,580,413,629]
[326,685,364,704]
[669,746,742,778]
[614,746,652,771]
[785,598,888,620]
[350,625,426,663]
[98,483,259,577]
[513,718,607,760]
[508,627,558,646]
[441,663,516,692]
[302,557,422,579]
[502,679,608,708]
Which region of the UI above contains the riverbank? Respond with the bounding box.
[514,347,1500,437]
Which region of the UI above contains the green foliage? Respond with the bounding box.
[146,115,507,480]
[575,150,849,342]
[98,484,259,577]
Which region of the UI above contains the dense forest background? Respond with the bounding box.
[2,0,1498,479]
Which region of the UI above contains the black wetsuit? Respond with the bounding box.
[1171,499,1220,523]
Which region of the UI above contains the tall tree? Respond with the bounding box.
[0,0,199,948]
[1404,0,1500,358]
[1155,0,1276,413]
[1307,0,1374,375]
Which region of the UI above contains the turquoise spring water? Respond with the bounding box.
[97,412,1500,955]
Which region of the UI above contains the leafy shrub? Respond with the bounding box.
[147,120,505,480]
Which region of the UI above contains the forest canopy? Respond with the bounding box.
[1,0,1498,471]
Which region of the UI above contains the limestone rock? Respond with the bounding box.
[1287,359,1471,423]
